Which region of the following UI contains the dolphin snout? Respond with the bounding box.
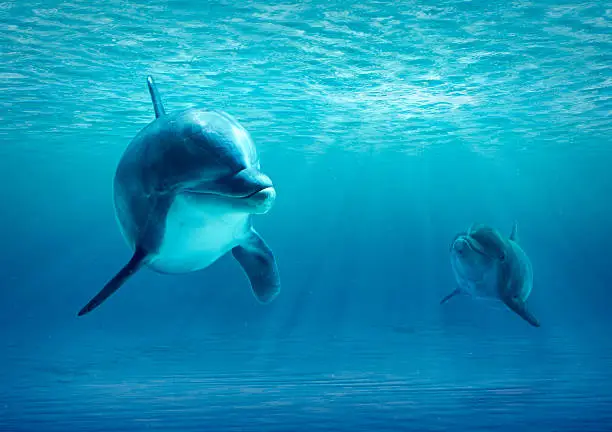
[452,238,469,255]
[251,171,273,192]
[187,167,276,214]
[245,186,276,215]
[244,170,275,214]
[204,167,273,198]
[222,167,276,214]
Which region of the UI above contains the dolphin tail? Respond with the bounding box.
[77,248,148,317]
[147,76,166,118]
[440,288,461,305]
[232,229,280,304]
[502,296,540,327]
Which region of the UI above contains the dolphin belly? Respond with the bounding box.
[148,193,250,274]
[457,277,498,299]
[474,275,500,298]
[451,256,499,299]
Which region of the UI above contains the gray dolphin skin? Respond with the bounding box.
[78,76,280,316]
[441,222,540,327]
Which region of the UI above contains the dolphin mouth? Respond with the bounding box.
[187,184,271,199]
[183,168,276,214]
[243,186,276,214]
[243,186,274,199]
[185,167,274,199]
[187,186,276,214]
[464,237,487,255]
[455,235,502,261]
[452,235,488,257]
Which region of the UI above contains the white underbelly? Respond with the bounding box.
[468,279,498,298]
[452,261,499,299]
[148,193,249,274]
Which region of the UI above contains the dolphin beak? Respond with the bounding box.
[243,186,276,214]
[186,167,273,198]
[234,169,276,214]
[453,238,467,254]
[214,167,273,198]
[186,167,276,214]
[450,232,465,251]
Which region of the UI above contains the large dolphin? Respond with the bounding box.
[78,76,280,316]
[441,222,540,327]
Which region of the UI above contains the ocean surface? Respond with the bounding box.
[1,0,611,430]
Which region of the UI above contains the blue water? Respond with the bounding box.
[1,0,611,430]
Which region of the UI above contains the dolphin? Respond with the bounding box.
[78,76,280,316]
[441,222,540,327]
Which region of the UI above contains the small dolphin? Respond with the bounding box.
[441,222,540,327]
[78,76,280,316]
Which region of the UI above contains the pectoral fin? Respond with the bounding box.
[232,229,280,303]
[77,248,148,316]
[440,288,462,304]
[502,296,540,327]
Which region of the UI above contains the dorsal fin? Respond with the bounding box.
[147,75,166,118]
[509,221,518,243]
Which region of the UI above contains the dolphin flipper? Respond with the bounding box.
[232,230,280,303]
[78,248,148,316]
[502,296,540,327]
[440,288,461,304]
[147,76,166,118]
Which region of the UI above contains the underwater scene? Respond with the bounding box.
[1,0,611,430]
